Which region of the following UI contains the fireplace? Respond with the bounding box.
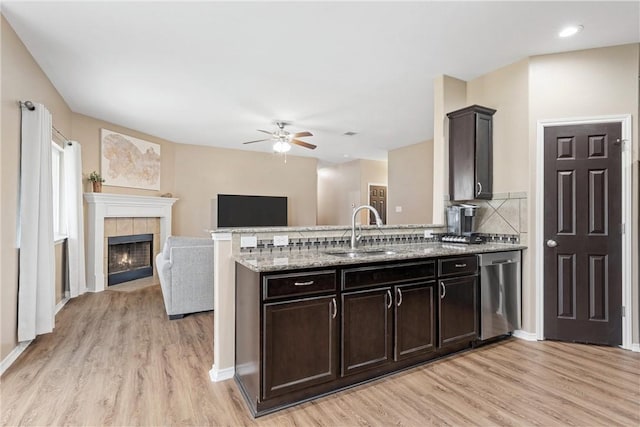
[107,234,154,286]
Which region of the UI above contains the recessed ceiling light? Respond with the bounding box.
[558,25,583,38]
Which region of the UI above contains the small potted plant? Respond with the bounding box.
[88,171,105,193]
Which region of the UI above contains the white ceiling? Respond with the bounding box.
[3,1,639,164]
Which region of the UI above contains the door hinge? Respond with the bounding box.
[620,223,625,234]
[622,306,626,317]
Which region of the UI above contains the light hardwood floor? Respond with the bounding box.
[1,285,639,426]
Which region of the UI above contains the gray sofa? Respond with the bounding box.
[155,236,214,319]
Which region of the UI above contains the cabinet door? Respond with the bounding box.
[475,112,493,199]
[438,275,478,347]
[449,112,476,201]
[342,288,393,376]
[394,282,436,361]
[263,295,338,400]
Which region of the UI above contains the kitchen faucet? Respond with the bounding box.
[351,205,383,250]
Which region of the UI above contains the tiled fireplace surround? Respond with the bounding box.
[84,193,178,292]
[104,217,161,284]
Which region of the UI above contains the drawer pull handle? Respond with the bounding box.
[477,182,482,195]
[331,298,337,319]
[386,289,393,309]
[440,282,446,299]
[397,288,403,307]
[294,280,314,286]
[455,263,467,268]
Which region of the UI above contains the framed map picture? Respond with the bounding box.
[101,129,161,190]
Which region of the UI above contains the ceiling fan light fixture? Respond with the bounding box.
[273,140,291,153]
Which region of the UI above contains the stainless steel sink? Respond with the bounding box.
[325,249,396,258]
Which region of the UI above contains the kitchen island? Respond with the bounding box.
[233,239,525,416]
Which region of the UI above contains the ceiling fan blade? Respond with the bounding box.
[290,139,317,150]
[257,129,273,135]
[243,138,270,144]
[292,131,313,138]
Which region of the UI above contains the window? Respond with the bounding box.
[51,141,66,240]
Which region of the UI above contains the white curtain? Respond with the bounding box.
[64,141,86,297]
[18,103,55,342]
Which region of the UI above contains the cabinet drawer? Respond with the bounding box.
[342,261,435,291]
[438,256,478,277]
[263,270,336,300]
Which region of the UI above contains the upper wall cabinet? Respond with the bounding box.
[447,105,496,201]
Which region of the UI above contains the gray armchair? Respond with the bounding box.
[155,236,214,319]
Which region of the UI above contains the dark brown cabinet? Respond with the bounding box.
[263,295,338,399]
[236,256,479,417]
[438,275,478,347]
[448,104,496,201]
[341,288,393,376]
[394,281,436,360]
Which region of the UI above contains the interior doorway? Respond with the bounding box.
[536,115,633,349]
[368,184,387,225]
[543,122,622,346]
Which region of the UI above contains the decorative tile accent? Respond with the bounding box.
[509,191,527,199]
[488,198,506,210]
[520,198,528,232]
[491,192,510,200]
[133,218,147,235]
[496,199,520,232]
[116,218,133,236]
[104,218,117,236]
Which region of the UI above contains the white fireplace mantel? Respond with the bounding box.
[84,193,178,292]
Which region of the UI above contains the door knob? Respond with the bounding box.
[546,239,558,248]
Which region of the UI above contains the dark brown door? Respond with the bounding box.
[394,281,436,361]
[438,275,478,347]
[341,288,393,376]
[263,295,338,399]
[543,122,622,346]
[369,185,387,224]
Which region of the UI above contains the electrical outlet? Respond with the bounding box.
[240,236,257,248]
[273,235,289,246]
[395,206,402,213]
[424,229,433,238]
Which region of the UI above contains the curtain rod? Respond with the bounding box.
[19,100,72,145]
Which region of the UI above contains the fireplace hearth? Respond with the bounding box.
[108,233,153,286]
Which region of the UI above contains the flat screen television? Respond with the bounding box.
[217,194,288,227]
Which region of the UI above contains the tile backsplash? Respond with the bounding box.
[446,192,528,244]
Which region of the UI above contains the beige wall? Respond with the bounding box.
[432,75,467,224]
[317,159,387,226]
[71,113,176,197]
[467,58,529,194]
[528,43,640,342]
[317,160,362,225]
[388,140,434,225]
[1,16,73,360]
[173,144,318,236]
[359,159,388,223]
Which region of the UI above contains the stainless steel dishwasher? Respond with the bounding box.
[478,251,521,340]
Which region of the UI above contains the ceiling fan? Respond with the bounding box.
[242,121,316,152]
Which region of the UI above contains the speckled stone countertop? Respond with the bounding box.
[235,242,527,272]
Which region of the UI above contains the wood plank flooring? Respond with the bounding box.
[1,285,639,426]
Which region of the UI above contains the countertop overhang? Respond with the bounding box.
[235,242,527,272]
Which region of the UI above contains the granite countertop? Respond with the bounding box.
[235,242,527,272]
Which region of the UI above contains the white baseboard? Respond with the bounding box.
[513,330,538,341]
[631,344,640,353]
[209,364,234,382]
[0,340,32,377]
